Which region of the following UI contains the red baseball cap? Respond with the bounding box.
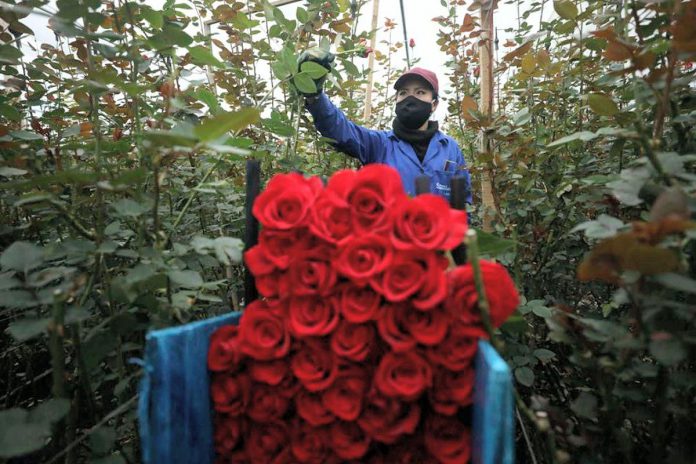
[393,67,439,96]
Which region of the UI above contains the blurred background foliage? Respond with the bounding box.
[0,0,694,463]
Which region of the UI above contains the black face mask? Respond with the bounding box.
[395,95,434,130]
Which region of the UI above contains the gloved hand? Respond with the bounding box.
[297,47,335,96]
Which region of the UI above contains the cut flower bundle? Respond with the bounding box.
[208,165,519,464]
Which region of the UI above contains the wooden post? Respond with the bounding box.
[478,0,496,232]
[363,0,380,122]
[450,176,469,265]
[244,159,261,306]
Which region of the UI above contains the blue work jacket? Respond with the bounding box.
[306,93,472,202]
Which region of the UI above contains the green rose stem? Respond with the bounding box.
[48,290,68,452]
[258,78,289,107]
[74,272,98,423]
[465,229,496,341]
[465,229,559,464]
[169,156,225,241]
[21,198,96,240]
[167,123,252,248]
[290,97,303,163]
[50,291,67,399]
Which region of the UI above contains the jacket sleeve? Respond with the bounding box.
[452,140,474,204]
[305,93,386,165]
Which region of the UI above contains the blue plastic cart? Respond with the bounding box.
[137,313,514,463]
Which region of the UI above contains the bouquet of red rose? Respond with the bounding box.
[208,165,519,464]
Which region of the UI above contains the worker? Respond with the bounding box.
[298,48,472,202]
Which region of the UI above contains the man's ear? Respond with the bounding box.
[432,99,439,113]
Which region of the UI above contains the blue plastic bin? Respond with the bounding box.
[138,312,514,464]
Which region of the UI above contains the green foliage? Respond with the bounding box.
[0,0,370,460]
[438,0,695,461]
[0,0,693,462]
[432,0,696,462]
[0,399,70,458]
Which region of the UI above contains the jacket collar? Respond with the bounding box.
[388,129,448,146]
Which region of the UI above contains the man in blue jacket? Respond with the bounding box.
[299,49,472,202]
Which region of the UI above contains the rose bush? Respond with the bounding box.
[209,165,519,463]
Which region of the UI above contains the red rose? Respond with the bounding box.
[330,321,376,362]
[330,421,371,460]
[338,164,406,234]
[424,414,471,464]
[410,252,449,310]
[214,415,243,455]
[208,325,244,372]
[244,244,276,276]
[403,305,450,346]
[275,364,300,399]
[258,228,312,270]
[249,359,288,386]
[290,421,333,464]
[296,389,336,426]
[247,383,290,422]
[291,340,339,392]
[337,284,381,323]
[426,323,483,371]
[409,38,416,48]
[245,246,291,299]
[290,247,337,296]
[446,261,519,328]
[246,422,291,464]
[358,392,421,444]
[325,169,357,197]
[263,297,286,314]
[374,350,432,401]
[287,295,340,337]
[333,234,393,285]
[321,367,369,421]
[376,303,416,352]
[252,172,323,230]
[210,372,251,415]
[429,367,475,415]
[254,270,290,299]
[373,251,443,303]
[239,300,291,361]
[391,194,468,251]
[310,189,353,245]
